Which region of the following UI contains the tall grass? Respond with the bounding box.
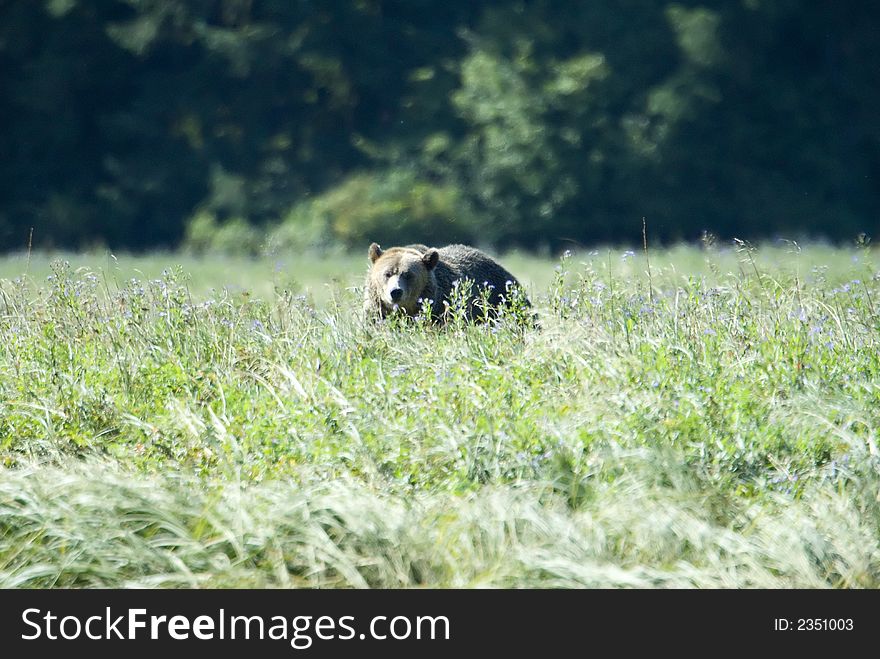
[1,244,879,587]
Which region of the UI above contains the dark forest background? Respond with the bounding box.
[1,0,878,253]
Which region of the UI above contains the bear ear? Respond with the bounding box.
[422,249,439,270]
[368,243,383,263]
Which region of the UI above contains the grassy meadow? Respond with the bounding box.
[2,242,880,588]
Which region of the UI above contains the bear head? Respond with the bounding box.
[368,242,439,316]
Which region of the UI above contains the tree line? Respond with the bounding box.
[1,1,877,252]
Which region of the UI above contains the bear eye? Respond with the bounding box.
[384,271,392,279]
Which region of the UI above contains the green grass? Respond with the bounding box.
[2,243,880,587]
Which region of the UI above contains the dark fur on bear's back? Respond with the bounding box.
[364,242,530,323]
[426,245,527,320]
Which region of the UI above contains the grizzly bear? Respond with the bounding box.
[363,242,531,323]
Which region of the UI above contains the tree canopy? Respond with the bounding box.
[1,1,877,251]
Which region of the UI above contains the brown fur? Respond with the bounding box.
[363,242,530,323]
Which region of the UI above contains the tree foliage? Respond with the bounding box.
[1,0,877,250]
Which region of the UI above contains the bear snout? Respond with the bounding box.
[390,287,403,302]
